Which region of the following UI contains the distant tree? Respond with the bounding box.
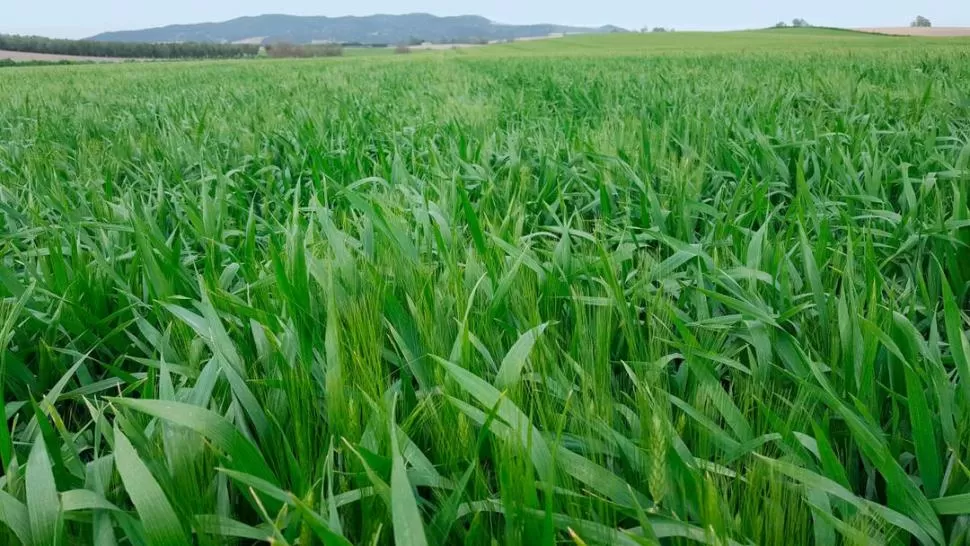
[266,43,305,58]
[265,42,343,58]
[394,45,412,54]
[791,18,810,27]
[407,36,423,46]
[318,43,344,57]
[775,21,789,28]
[911,16,932,27]
[651,27,669,33]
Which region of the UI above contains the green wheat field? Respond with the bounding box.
[1,28,970,545]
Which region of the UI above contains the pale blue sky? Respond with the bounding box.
[4,0,968,39]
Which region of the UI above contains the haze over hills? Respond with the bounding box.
[87,13,625,45]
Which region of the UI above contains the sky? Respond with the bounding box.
[3,0,968,39]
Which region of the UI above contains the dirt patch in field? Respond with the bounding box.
[856,27,970,37]
[0,50,128,63]
[403,33,567,50]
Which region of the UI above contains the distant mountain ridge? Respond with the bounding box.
[88,13,625,45]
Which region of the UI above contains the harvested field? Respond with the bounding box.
[856,26,970,36]
[0,49,127,62]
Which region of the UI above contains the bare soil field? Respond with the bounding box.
[406,33,567,50]
[856,27,970,37]
[0,50,126,63]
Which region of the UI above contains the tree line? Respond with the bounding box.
[0,34,260,59]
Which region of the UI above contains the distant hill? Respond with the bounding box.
[88,13,626,45]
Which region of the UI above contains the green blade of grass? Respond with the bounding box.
[437,356,554,479]
[494,322,549,389]
[109,398,277,486]
[941,277,970,403]
[113,425,188,546]
[0,282,34,471]
[219,468,353,546]
[60,489,122,513]
[0,490,32,545]
[26,432,60,546]
[930,494,970,516]
[389,397,429,546]
[757,455,937,546]
[194,514,272,542]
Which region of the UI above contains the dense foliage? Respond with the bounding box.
[912,16,933,28]
[0,34,259,59]
[0,32,969,546]
[265,43,344,58]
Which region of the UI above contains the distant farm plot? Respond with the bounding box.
[0,49,127,62]
[857,27,970,37]
[459,27,970,57]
